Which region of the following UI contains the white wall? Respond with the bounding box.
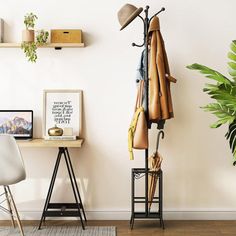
[1,0,236,220]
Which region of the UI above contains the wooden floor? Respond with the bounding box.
[1,220,236,235]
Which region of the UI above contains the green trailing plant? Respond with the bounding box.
[187,40,236,165]
[21,12,38,62]
[21,42,37,62]
[21,13,49,62]
[24,12,38,29]
[36,30,49,46]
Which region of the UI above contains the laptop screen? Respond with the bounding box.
[0,110,33,139]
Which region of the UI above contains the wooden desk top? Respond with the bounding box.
[17,138,84,148]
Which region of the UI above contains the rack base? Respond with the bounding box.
[130,168,164,229]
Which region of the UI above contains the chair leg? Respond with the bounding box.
[6,186,25,236]
[4,186,15,228]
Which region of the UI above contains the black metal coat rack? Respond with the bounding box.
[129,5,165,229]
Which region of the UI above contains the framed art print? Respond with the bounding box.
[43,89,82,137]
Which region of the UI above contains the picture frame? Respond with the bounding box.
[43,89,82,138]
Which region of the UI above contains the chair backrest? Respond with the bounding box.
[0,135,26,185]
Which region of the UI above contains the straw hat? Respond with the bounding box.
[117,4,143,30]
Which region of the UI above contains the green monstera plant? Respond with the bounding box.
[187,40,236,165]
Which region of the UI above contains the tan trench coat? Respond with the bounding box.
[148,16,176,122]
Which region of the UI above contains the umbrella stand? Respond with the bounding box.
[130,129,165,229]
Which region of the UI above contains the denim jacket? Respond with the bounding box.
[136,49,147,112]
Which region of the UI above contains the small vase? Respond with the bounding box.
[48,125,63,136]
[22,29,34,42]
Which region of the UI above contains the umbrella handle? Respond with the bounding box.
[155,130,164,153]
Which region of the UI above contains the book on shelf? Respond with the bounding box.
[44,135,77,141]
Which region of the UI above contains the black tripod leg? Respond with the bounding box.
[65,148,87,222]
[63,148,85,230]
[38,148,62,230]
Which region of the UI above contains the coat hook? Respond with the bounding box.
[144,5,150,13]
[132,42,145,47]
[149,7,165,22]
[131,15,145,47]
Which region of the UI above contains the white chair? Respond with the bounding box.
[0,135,26,236]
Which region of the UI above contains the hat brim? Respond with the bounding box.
[120,7,143,30]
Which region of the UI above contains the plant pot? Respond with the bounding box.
[22,29,34,42]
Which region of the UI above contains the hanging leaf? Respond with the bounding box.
[210,119,229,128]
[202,103,235,119]
[226,122,236,139]
[229,69,236,77]
[225,121,236,165]
[228,62,236,70]
[228,41,236,80]
[203,83,220,93]
[202,103,235,128]
[228,52,236,61]
[186,63,232,85]
[202,83,236,112]
[230,40,236,54]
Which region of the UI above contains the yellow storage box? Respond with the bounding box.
[51,29,83,43]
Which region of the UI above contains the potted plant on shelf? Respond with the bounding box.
[21,13,49,62]
[22,12,37,42]
[187,40,236,165]
[21,12,37,62]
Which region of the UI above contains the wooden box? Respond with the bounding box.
[51,29,83,43]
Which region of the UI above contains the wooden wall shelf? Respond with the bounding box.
[0,43,85,48]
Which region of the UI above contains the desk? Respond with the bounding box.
[17,138,86,230]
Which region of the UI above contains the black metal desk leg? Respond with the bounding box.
[63,148,85,230]
[38,148,63,230]
[38,146,86,230]
[65,148,87,222]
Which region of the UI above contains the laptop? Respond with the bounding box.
[0,110,33,140]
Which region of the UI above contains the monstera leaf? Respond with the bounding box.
[187,64,236,128]
[202,103,235,128]
[225,121,236,165]
[186,63,232,85]
[187,40,236,165]
[228,40,236,80]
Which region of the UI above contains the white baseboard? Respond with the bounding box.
[1,210,236,220]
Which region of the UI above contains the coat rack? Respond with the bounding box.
[118,4,166,229]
